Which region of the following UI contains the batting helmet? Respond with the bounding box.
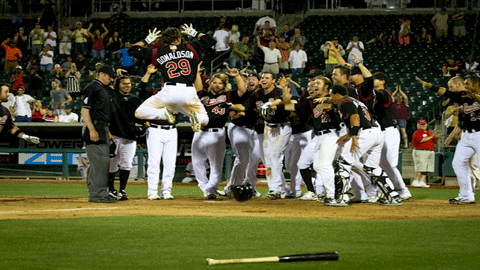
[230,184,254,202]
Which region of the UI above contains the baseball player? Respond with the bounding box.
[0,84,40,144]
[416,75,480,204]
[330,84,401,206]
[129,24,216,132]
[108,75,143,201]
[243,72,291,199]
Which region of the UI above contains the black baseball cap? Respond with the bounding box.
[98,65,117,78]
[373,72,389,85]
[248,73,261,80]
[350,66,362,76]
[305,69,323,78]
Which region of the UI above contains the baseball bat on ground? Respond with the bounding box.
[206,252,339,266]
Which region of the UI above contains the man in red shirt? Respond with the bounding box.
[442,58,460,76]
[411,119,442,188]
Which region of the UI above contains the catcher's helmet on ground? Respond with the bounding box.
[230,184,254,202]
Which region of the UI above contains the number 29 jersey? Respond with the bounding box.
[128,35,216,85]
[337,96,376,130]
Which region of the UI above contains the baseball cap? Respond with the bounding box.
[53,79,62,86]
[54,64,61,69]
[305,69,323,78]
[417,119,427,125]
[373,72,389,85]
[98,65,117,78]
[350,66,362,76]
[64,105,71,109]
[248,73,261,80]
[76,21,82,25]
[16,65,22,70]
[95,62,103,67]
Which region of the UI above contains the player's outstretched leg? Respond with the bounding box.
[189,111,201,132]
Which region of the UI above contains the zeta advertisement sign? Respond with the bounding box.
[18,153,80,165]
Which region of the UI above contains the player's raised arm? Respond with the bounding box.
[415,76,447,95]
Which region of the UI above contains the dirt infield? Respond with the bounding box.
[1,194,479,221]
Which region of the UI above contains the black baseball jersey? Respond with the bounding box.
[231,90,257,128]
[344,82,358,100]
[337,96,375,130]
[198,90,234,128]
[109,90,143,140]
[355,76,377,120]
[128,35,216,85]
[293,97,341,134]
[82,80,112,123]
[0,105,14,134]
[444,90,480,132]
[374,89,395,130]
[288,96,312,134]
[243,87,289,124]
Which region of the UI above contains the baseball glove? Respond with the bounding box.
[230,184,254,202]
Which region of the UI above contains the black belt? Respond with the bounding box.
[315,129,331,136]
[265,62,277,65]
[201,127,222,132]
[266,123,287,128]
[466,129,480,133]
[150,124,176,130]
[235,123,254,129]
[165,82,194,87]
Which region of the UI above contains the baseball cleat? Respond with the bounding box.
[280,191,296,199]
[410,180,421,187]
[449,197,475,204]
[161,193,174,200]
[253,190,262,198]
[118,190,128,201]
[399,195,412,201]
[165,106,176,124]
[189,111,201,132]
[205,192,216,200]
[324,197,348,207]
[348,196,368,203]
[299,191,317,201]
[264,190,280,200]
[148,194,161,200]
[109,190,120,199]
[316,194,325,202]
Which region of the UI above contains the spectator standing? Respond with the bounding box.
[346,34,364,67]
[228,36,250,69]
[31,100,46,122]
[61,55,73,71]
[320,38,345,75]
[2,38,23,71]
[14,27,28,54]
[58,105,78,123]
[443,58,460,77]
[281,24,294,41]
[289,28,306,49]
[9,0,23,24]
[276,36,291,73]
[11,65,24,92]
[213,26,230,56]
[259,21,276,47]
[256,36,281,74]
[70,22,88,56]
[27,66,44,98]
[451,5,466,37]
[12,86,35,122]
[215,16,231,31]
[75,52,87,72]
[253,14,276,35]
[44,107,58,123]
[228,24,241,49]
[39,44,54,72]
[288,43,307,74]
[50,79,72,116]
[43,25,57,52]
[108,31,123,58]
[417,27,432,44]
[65,63,82,96]
[58,24,72,55]
[114,42,135,74]
[398,17,411,45]
[392,85,409,148]
[26,56,38,71]
[431,7,449,38]
[29,23,44,56]
[87,23,109,59]
[109,7,130,23]
[51,64,64,83]
[411,119,441,188]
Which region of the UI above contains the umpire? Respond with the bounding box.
[81,65,117,203]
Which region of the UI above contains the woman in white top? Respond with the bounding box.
[39,44,54,72]
[228,24,241,49]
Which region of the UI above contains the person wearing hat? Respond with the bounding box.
[2,38,23,71]
[12,85,35,122]
[50,79,71,116]
[58,105,78,123]
[431,7,449,38]
[81,65,118,203]
[29,23,44,56]
[452,5,466,37]
[320,38,345,75]
[70,21,88,55]
[11,65,24,92]
[411,119,441,188]
[89,62,104,81]
[346,34,364,67]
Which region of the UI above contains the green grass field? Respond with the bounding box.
[1,182,480,270]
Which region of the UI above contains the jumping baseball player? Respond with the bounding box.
[129,24,216,132]
[108,76,143,201]
[243,72,291,199]
[416,75,480,204]
[193,72,245,199]
[0,84,40,144]
[330,84,401,206]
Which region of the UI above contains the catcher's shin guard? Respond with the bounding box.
[363,166,393,202]
[333,157,350,201]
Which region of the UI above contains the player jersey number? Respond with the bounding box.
[212,106,226,115]
[166,59,191,79]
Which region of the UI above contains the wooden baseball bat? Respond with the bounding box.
[206,252,339,266]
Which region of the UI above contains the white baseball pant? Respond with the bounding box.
[109,135,137,172]
[469,154,480,189]
[312,130,340,199]
[284,130,311,195]
[245,131,265,187]
[263,123,292,192]
[146,126,178,196]
[192,128,226,194]
[297,135,320,196]
[452,130,480,201]
[226,123,256,189]
[135,84,209,125]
